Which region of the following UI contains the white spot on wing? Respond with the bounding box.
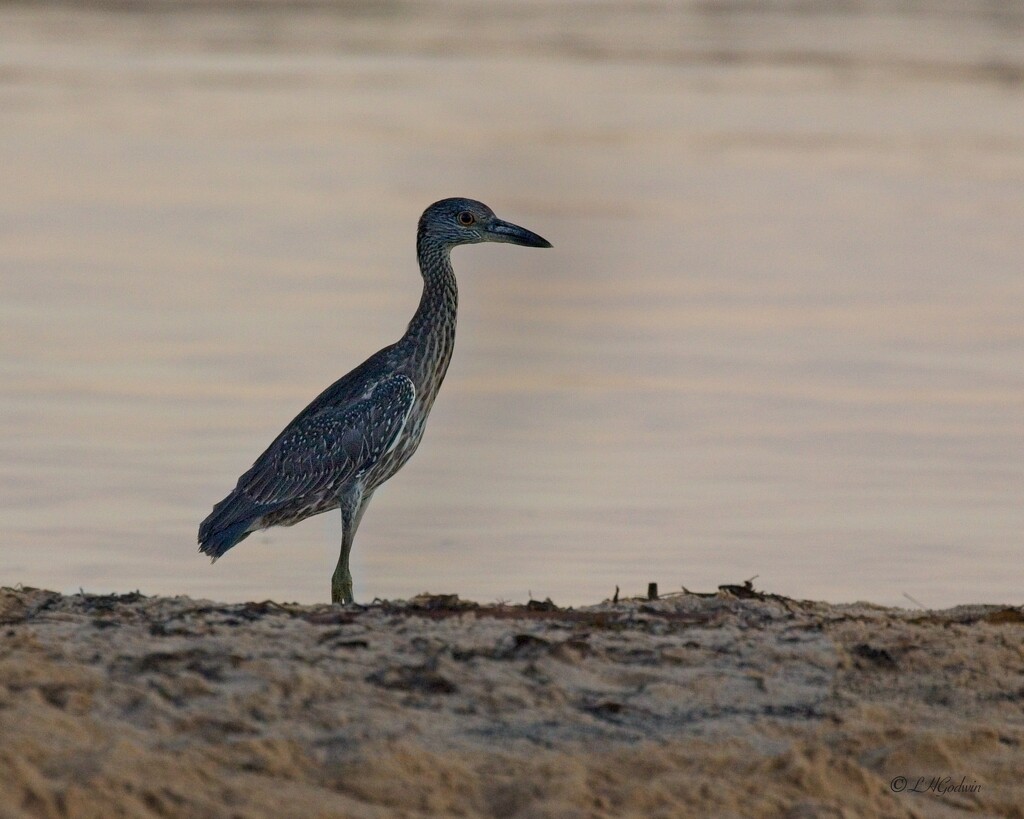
[383,378,416,457]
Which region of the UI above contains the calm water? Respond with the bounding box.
[2,4,1022,607]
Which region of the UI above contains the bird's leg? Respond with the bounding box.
[331,529,355,605]
[331,490,373,605]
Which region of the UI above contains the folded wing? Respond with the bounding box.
[198,374,416,559]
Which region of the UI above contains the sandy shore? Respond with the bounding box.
[1,586,1021,817]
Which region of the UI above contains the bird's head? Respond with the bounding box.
[417,198,552,251]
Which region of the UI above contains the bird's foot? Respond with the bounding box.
[331,571,354,606]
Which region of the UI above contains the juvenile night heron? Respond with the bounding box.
[198,198,551,604]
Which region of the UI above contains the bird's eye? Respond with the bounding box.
[457,211,475,226]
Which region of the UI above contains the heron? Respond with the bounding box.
[198,198,552,604]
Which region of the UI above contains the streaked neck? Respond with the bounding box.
[403,237,458,379]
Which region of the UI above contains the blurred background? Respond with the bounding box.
[1,1,1022,607]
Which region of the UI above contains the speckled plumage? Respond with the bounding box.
[198,198,551,603]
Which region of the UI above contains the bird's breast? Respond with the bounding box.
[363,318,455,490]
[363,398,432,489]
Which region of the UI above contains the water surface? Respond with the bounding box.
[2,3,1022,606]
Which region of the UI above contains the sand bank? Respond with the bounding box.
[1,585,1021,817]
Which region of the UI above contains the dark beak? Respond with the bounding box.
[486,217,553,248]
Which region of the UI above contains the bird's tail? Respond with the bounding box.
[198,490,263,561]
